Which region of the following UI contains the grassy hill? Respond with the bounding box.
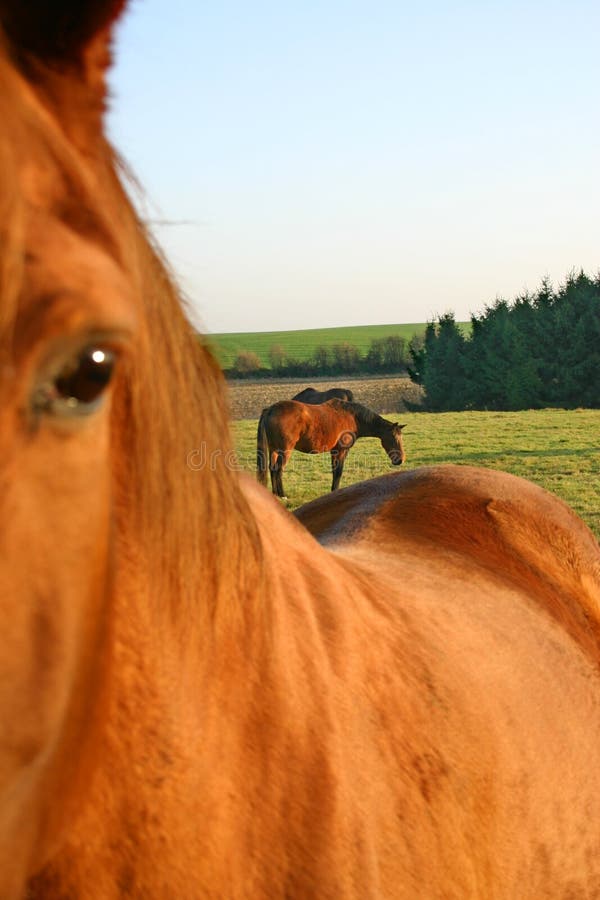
[207,322,470,370]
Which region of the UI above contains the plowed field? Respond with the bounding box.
[225,376,424,420]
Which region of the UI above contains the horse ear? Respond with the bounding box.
[395,423,406,431]
[0,0,127,91]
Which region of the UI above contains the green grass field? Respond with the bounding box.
[232,408,600,538]
[208,322,470,369]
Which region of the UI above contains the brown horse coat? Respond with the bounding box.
[264,399,363,453]
[257,399,405,496]
[2,2,600,898]
[292,387,354,403]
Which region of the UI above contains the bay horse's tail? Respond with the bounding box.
[256,409,269,485]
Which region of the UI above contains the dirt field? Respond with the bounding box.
[225,375,424,420]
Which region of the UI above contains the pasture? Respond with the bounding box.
[232,408,600,537]
[208,321,470,369]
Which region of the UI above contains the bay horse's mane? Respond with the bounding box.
[329,399,396,431]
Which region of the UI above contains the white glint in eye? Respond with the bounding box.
[32,346,117,419]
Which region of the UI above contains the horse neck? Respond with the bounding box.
[113,368,265,649]
[34,473,323,895]
[32,439,270,893]
[353,409,389,439]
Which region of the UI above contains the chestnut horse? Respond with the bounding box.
[2,2,600,899]
[292,386,354,403]
[256,399,405,496]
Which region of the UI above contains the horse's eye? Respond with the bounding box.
[33,346,117,418]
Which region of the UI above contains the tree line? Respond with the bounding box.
[408,271,600,410]
[229,334,413,378]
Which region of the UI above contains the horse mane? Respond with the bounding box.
[332,399,393,431]
[1,52,263,625]
[105,164,264,628]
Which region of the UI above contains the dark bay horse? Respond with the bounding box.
[292,386,354,403]
[257,399,405,496]
[3,2,600,898]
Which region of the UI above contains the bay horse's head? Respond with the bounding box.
[381,423,406,465]
[0,1,235,893]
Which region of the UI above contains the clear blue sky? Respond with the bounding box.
[108,0,600,334]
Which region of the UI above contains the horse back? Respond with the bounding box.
[295,465,600,664]
[292,388,317,403]
[292,387,354,404]
[263,400,357,453]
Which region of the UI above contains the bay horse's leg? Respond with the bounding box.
[274,454,285,497]
[270,450,290,498]
[276,450,293,498]
[330,447,349,491]
[269,450,281,495]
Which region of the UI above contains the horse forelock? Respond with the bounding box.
[0,0,127,62]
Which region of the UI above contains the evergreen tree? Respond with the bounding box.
[407,332,426,384]
[421,314,469,410]
[465,301,512,409]
[553,273,600,406]
[530,277,559,401]
[409,269,598,409]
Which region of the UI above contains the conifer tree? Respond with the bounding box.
[421,314,469,410]
[408,270,598,410]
